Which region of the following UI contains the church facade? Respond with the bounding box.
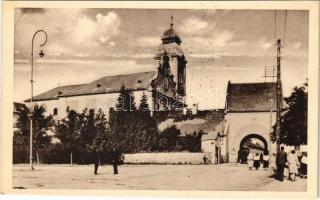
[25,19,187,119]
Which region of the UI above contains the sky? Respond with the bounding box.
[14,8,308,109]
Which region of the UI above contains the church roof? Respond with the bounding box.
[226,81,279,112]
[26,71,157,102]
[177,119,224,140]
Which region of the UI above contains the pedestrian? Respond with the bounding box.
[300,152,307,178]
[276,146,287,181]
[263,151,269,169]
[260,152,264,168]
[111,148,119,175]
[247,151,254,170]
[295,146,303,175]
[93,151,100,175]
[203,154,207,164]
[287,150,300,181]
[253,152,260,170]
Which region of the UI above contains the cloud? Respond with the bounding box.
[134,36,161,47]
[63,12,121,49]
[99,37,107,43]
[293,42,302,50]
[183,29,235,56]
[262,42,272,50]
[14,9,121,60]
[108,41,116,47]
[212,30,233,47]
[179,17,210,35]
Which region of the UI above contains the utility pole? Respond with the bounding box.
[275,39,282,153]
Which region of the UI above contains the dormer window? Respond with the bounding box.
[96,83,101,88]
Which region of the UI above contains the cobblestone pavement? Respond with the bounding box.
[12,163,307,191]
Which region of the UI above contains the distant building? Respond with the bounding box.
[25,19,187,119]
[158,109,227,164]
[224,81,280,162]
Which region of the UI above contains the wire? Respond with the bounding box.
[282,10,288,47]
[274,10,277,66]
[274,10,277,44]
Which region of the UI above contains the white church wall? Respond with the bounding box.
[33,90,153,120]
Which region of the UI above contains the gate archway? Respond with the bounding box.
[238,134,268,163]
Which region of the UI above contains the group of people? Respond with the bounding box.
[247,150,270,170]
[246,147,307,182]
[275,146,307,181]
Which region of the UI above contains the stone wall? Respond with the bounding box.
[123,152,208,164]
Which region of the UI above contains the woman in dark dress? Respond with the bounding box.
[253,152,261,170]
[263,151,269,169]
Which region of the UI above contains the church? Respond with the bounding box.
[25,19,187,120]
[23,18,281,164]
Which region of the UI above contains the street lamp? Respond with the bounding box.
[29,30,47,170]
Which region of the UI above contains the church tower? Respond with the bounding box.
[154,17,187,99]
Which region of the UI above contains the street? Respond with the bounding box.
[12,163,307,191]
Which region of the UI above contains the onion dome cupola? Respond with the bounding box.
[161,16,182,45]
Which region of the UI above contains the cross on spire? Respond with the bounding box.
[170,16,174,29]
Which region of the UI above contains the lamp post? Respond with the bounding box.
[29,30,47,170]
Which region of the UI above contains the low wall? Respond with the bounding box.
[123,152,211,164]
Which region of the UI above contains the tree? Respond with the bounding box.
[158,125,181,151]
[87,109,112,163]
[279,81,308,146]
[139,92,150,112]
[55,110,81,165]
[14,104,53,164]
[109,87,159,153]
[116,84,136,112]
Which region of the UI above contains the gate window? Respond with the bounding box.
[53,108,58,115]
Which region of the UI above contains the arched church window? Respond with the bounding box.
[164,78,169,91]
[178,73,184,85]
[53,108,58,115]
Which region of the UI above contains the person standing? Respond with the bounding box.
[203,154,207,164]
[247,151,254,170]
[93,151,100,175]
[111,148,119,174]
[253,152,260,170]
[295,146,302,176]
[276,146,287,181]
[263,151,270,170]
[300,152,307,178]
[287,150,300,181]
